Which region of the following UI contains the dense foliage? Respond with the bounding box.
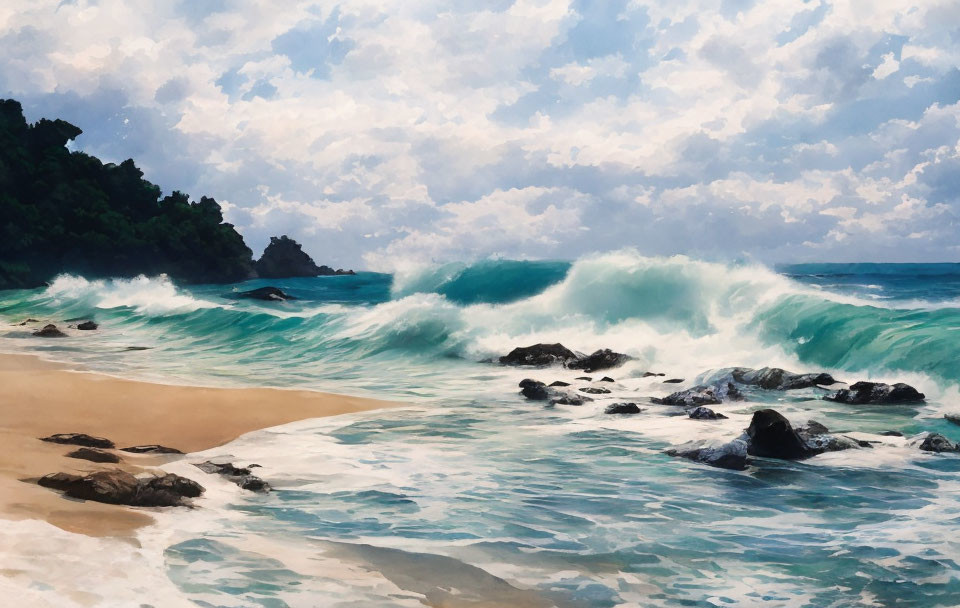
[0,99,255,289]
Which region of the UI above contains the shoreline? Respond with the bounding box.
[0,353,397,537]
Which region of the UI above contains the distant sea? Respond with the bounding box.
[3,252,960,607]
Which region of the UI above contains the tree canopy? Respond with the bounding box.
[0,99,255,289]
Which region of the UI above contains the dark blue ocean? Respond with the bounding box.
[2,253,960,607]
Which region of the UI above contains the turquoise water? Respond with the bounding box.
[2,253,960,606]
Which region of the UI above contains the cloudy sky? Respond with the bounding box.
[2,1,959,268]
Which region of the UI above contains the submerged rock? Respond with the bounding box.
[746,409,812,460]
[944,414,960,426]
[76,320,98,330]
[666,439,748,470]
[548,380,570,387]
[17,318,39,325]
[732,367,837,390]
[605,402,642,415]
[234,286,296,302]
[879,430,904,437]
[662,378,684,384]
[919,433,960,453]
[517,379,591,404]
[66,447,121,463]
[33,324,66,338]
[38,470,203,506]
[500,343,579,367]
[579,386,611,394]
[642,372,666,377]
[826,381,925,405]
[40,433,115,449]
[689,406,727,420]
[599,376,615,383]
[568,349,631,372]
[120,444,184,454]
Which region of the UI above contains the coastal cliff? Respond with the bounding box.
[0,99,353,289]
[255,235,354,278]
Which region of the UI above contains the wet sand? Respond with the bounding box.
[0,353,395,537]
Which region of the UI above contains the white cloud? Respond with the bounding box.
[1,0,959,265]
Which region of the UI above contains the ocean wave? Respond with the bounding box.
[5,252,960,393]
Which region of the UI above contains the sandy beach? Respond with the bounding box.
[0,353,394,537]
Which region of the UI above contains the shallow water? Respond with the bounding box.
[2,253,960,606]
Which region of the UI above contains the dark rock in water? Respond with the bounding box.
[580,386,611,394]
[66,447,120,463]
[576,376,592,381]
[732,367,837,390]
[76,320,98,330]
[666,439,748,470]
[663,378,684,384]
[499,343,578,367]
[794,420,862,452]
[124,346,151,351]
[237,475,271,492]
[879,430,904,437]
[655,383,742,406]
[519,379,550,401]
[255,235,353,278]
[17,318,39,325]
[194,461,251,476]
[599,376,615,383]
[689,406,727,420]
[548,380,570,387]
[654,386,720,407]
[33,324,66,338]
[38,470,203,506]
[826,381,925,405]
[193,461,269,492]
[945,414,960,427]
[746,409,812,460]
[605,402,642,415]
[120,445,183,454]
[40,433,115,449]
[568,349,631,372]
[919,433,959,453]
[550,391,592,406]
[235,286,296,301]
[643,372,665,377]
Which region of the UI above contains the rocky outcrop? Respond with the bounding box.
[549,380,570,387]
[76,320,98,330]
[255,235,354,278]
[234,286,297,301]
[567,349,632,373]
[746,409,812,459]
[194,461,270,492]
[732,367,837,390]
[919,433,959,453]
[40,433,115,449]
[66,447,121,463]
[500,344,579,367]
[33,324,66,338]
[946,414,960,426]
[689,406,727,420]
[605,402,642,415]
[38,470,203,506]
[666,439,749,470]
[825,381,925,405]
[120,445,183,454]
[796,421,866,452]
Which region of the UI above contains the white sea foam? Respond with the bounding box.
[41,274,218,315]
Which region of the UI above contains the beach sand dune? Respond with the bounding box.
[0,353,394,537]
